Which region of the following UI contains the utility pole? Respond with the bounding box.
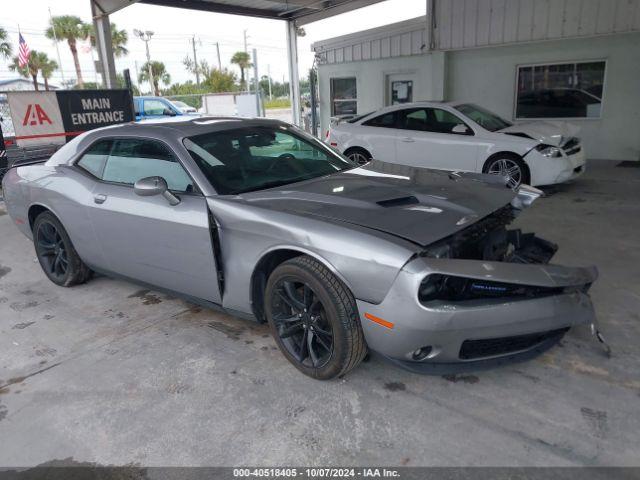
[252,48,260,116]
[134,29,155,95]
[243,29,248,53]
[267,64,273,100]
[134,60,139,87]
[215,42,222,70]
[191,36,200,85]
[48,7,65,84]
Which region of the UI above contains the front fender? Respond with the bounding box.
[207,197,417,315]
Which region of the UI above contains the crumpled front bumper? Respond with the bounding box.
[357,257,598,373]
[526,148,586,186]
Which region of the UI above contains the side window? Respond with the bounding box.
[399,108,429,131]
[77,139,112,178]
[429,108,470,134]
[143,99,169,116]
[102,139,194,192]
[363,112,396,128]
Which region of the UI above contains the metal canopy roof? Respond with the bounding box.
[94,0,387,25]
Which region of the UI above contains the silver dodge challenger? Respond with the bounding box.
[2,117,599,379]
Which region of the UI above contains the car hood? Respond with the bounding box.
[236,161,517,247]
[499,121,580,146]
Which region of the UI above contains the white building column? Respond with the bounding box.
[286,20,302,126]
[91,0,117,88]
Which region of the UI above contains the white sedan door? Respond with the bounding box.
[394,107,480,172]
[346,110,399,162]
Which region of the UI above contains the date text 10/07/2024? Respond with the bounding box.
[233,468,401,478]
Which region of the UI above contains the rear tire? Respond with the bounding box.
[265,255,367,380]
[344,147,372,166]
[484,154,530,188]
[33,211,92,287]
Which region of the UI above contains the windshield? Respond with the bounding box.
[454,103,512,132]
[184,125,355,195]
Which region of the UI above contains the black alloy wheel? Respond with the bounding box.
[265,255,367,380]
[35,219,69,282]
[33,211,92,287]
[271,278,334,368]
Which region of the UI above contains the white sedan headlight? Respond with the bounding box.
[535,144,563,158]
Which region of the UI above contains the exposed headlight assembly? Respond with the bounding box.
[535,144,563,158]
[418,274,565,305]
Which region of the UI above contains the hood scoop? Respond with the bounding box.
[376,196,419,208]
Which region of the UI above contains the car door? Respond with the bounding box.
[355,110,399,161]
[394,107,480,172]
[76,137,221,303]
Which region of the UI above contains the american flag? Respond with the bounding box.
[18,33,31,68]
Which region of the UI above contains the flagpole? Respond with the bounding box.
[48,7,66,85]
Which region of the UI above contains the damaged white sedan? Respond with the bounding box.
[327,102,586,188]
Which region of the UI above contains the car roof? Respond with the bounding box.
[354,101,465,122]
[94,116,288,136]
[379,100,460,112]
[46,117,293,167]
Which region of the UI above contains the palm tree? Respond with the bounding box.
[230,51,252,91]
[46,15,90,88]
[88,23,128,58]
[10,50,50,90]
[138,61,171,96]
[37,52,58,91]
[0,26,12,59]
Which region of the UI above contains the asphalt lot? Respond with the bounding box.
[0,160,639,467]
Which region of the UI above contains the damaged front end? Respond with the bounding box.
[356,184,606,373]
[421,184,555,265]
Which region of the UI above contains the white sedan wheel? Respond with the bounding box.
[347,151,370,166]
[487,158,523,188]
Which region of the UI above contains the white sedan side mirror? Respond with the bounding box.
[452,124,471,135]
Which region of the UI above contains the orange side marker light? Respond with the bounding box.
[365,312,394,330]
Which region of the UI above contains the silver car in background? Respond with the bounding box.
[2,118,598,379]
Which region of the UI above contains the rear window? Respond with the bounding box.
[363,112,396,128]
[347,112,373,123]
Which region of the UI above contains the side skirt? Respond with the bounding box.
[88,265,258,323]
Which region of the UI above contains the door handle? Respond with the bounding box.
[94,194,107,204]
[400,137,415,143]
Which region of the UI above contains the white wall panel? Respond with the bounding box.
[312,0,640,65]
[433,0,640,50]
[489,0,507,44]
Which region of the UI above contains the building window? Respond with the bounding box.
[515,61,605,119]
[330,78,357,116]
[391,80,413,105]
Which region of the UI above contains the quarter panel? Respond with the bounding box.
[3,164,104,266]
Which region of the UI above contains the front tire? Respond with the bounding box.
[265,255,367,380]
[484,154,530,188]
[33,211,92,287]
[344,147,372,166]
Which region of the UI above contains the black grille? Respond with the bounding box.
[459,327,569,360]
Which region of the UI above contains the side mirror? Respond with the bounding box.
[163,108,177,117]
[134,176,180,205]
[452,124,471,135]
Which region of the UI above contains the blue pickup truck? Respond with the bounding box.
[133,96,200,121]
